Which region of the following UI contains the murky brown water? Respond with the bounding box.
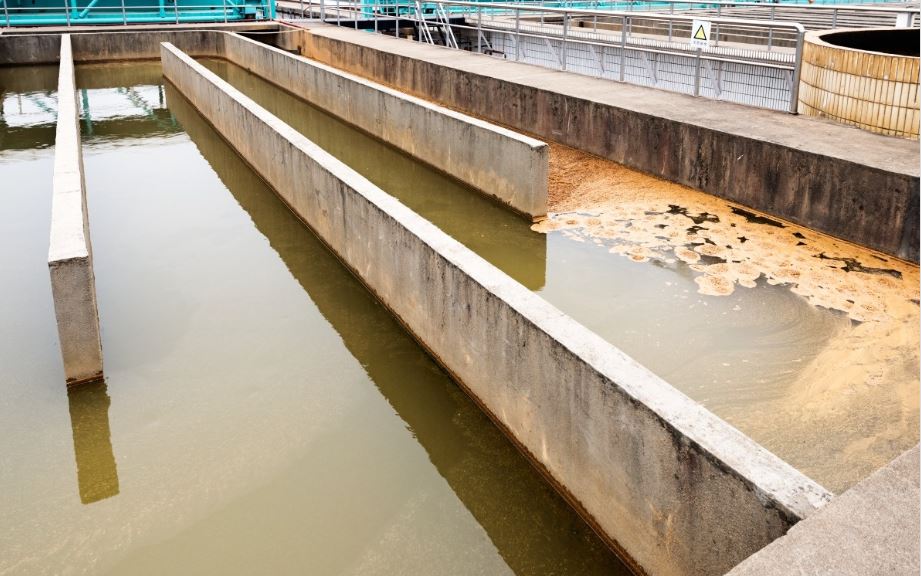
[0,62,629,576]
[201,56,920,493]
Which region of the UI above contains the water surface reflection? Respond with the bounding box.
[68,380,120,504]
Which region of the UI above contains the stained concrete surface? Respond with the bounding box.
[48,34,104,385]
[726,445,920,576]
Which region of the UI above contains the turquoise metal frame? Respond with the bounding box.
[1,0,275,26]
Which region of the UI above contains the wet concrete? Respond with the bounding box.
[0,61,629,575]
[204,57,919,493]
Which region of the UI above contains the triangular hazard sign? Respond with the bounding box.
[693,25,707,40]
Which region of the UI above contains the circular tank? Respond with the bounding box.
[798,27,919,139]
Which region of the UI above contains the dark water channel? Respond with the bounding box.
[0,62,629,575]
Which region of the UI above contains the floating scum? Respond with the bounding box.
[537,142,920,494]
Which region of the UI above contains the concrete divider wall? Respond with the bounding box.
[48,35,104,386]
[161,41,832,576]
[0,33,62,65]
[301,27,920,263]
[0,25,270,66]
[70,29,225,62]
[220,33,549,218]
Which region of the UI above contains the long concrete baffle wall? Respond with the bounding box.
[160,41,833,576]
[48,34,104,386]
[221,33,549,218]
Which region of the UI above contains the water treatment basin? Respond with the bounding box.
[198,54,919,494]
[0,61,630,575]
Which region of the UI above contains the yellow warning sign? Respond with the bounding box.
[690,19,711,48]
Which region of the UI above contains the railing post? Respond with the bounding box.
[394,1,399,37]
[354,0,358,29]
[619,15,626,81]
[789,27,805,113]
[561,10,568,70]
[320,0,326,21]
[831,8,837,27]
[120,0,126,24]
[515,7,521,60]
[336,0,340,25]
[693,47,701,96]
[477,5,482,53]
[3,0,10,26]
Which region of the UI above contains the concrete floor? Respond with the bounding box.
[726,445,920,576]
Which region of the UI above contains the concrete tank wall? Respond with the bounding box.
[0,33,62,64]
[300,27,920,264]
[0,24,274,65]
[48,34,104,386]
[161,41,832,576]
[221,33,549,218]
[70,29,226,61]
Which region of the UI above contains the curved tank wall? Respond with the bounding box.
[798,28,919,139]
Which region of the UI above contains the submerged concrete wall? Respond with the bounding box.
[221,33,549,218]
[162,41,832,576]
[48,35,104,386]
[302,26,920,263]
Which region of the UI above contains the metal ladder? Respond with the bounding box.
[413,1,457,48]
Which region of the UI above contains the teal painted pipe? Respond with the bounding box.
[3,10,256,24]
[1,0,275,25]
[78,0,101,19]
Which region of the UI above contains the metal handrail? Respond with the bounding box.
[0,0,275,26]
[388,0,809,31]
[306,0,810,112]
[436,0,920,15]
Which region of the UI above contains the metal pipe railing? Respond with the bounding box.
[302,0,812,112]
[0,0,276,26]
[384,0,920,16]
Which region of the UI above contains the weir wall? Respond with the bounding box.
[48,34,104,385]
[161,41,831,576]
[222,32,549,217]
